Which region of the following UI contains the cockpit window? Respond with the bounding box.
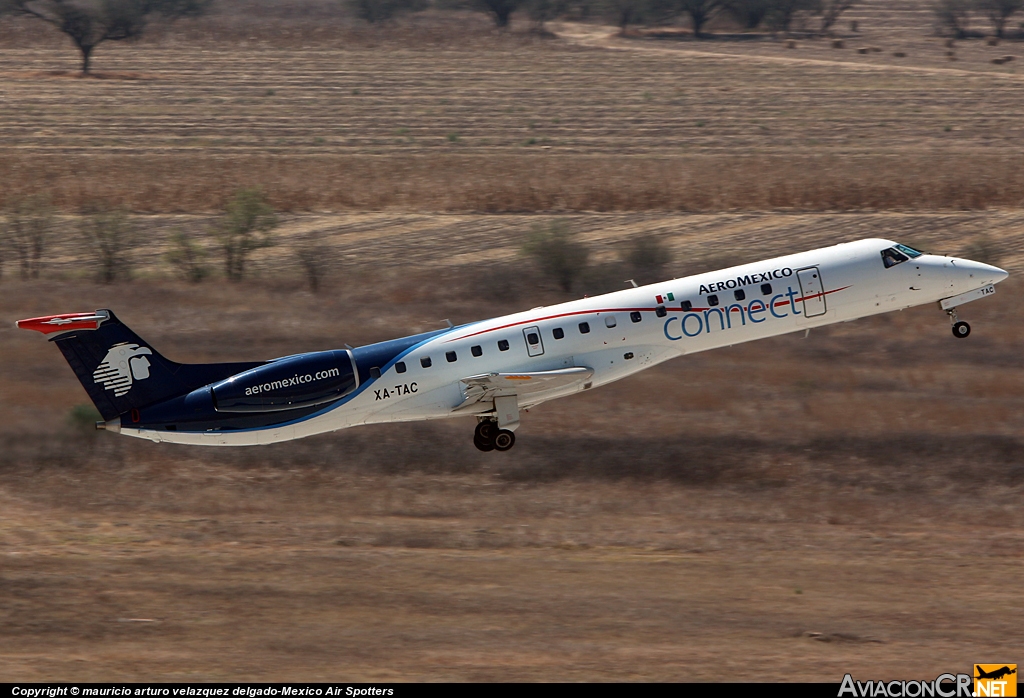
[895,243,923,258]
[881,248,910,268]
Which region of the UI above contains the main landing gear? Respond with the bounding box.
[946,307,971,339]
[474,419,516,452]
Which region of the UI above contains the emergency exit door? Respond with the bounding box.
[796,267,827,318]
[523,326,545,357]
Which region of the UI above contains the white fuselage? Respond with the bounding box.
[123,238,1007,445]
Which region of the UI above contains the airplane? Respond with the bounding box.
[975,666,1017,681]
[17,237,1008,451]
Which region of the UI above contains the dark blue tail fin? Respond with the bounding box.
[18,309,263,421]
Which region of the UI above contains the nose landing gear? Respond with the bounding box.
[946,307,971,339]
[473,419,516,452]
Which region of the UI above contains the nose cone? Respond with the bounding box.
[957,258,1009,285]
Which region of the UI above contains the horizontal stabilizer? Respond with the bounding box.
[17,311,111,334]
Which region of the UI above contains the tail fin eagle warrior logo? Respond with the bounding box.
[975,665,1017,697]
[92,343,153,397]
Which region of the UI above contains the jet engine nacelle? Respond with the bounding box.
[211,350,358,413]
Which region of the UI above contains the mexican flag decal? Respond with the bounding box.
[655,292,675,304]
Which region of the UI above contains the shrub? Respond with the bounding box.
[67,403,102,436]
[345,0,428,24]
[625,234,674,285]
[214,188,277,282]
[295,232,331,293]
[1,194,53,280]
[522,220,589,292]
[166,229,209,282]
[79,204,136,283]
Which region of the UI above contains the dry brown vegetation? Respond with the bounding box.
[2,0,1024,682]
[7,153,1024,213]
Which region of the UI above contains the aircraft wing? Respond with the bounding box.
[455,367,593,412]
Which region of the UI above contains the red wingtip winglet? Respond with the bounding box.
[16,311,109,335]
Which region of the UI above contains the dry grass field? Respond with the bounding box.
[2,1,1024,211]
[1,0,1024,683]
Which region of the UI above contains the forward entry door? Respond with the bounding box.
[797,267,827,318]
[523,326,544,357]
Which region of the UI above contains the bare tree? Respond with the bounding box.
[933,0,972,38]
[1,194,54,279]
[525,0,567,29]
[818,0,855,33]
[678,0,722,37]
[214,187,277,282]
[79,204,136,283]
[606,0,647,34]
[765,0,821,33]
[345,0,427,23]
[722,0,772,28]
[0,0,211,73]
[470,0,522,26]
[975,0,1022,37]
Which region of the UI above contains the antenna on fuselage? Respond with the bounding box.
[443,319,454,328]
[626,279,638,288]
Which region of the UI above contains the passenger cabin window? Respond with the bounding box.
[579,322,591,334]
[761,283,772,295]
[395,361,407,374]
[471,345,483,357]
[420,356,432,368]
[552,327,565,339]
[656,305,667,318]
[446,351,457,363]
[369,366,381,379]
[498,339,510,351]
[707,294,720,307]
[526,332,540,345]
[881,247,910,268]
[681,300,692,312]
[734,289,746,301]
[630,311,642,323]
[605,315,617,328]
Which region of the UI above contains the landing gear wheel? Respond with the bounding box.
[475,420,498,442]
[493,429,516,452]
[474,420,497,452]
[952,321,971,339]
